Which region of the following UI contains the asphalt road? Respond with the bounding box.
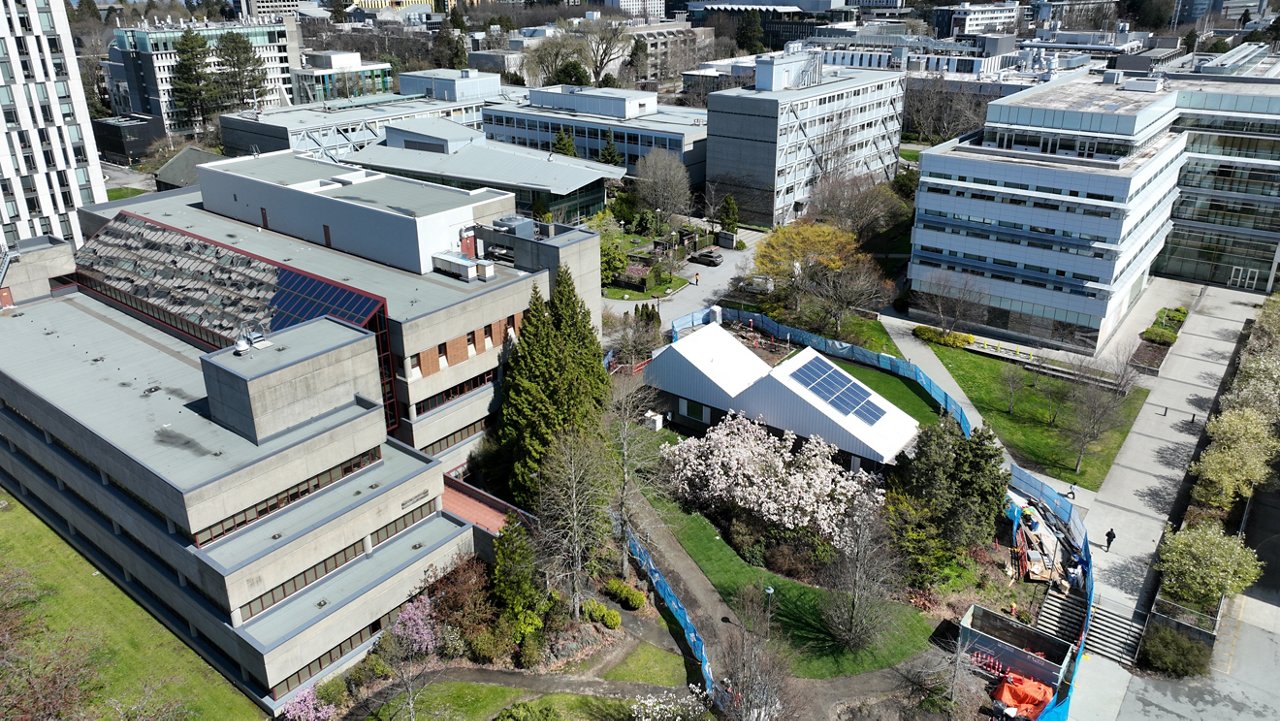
[101,161,156,192]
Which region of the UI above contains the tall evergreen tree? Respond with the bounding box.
[77,0,103,22]
[719,194,739,234]
[736,10,765,54]
[551,128,577,157]
[215,31,267,111]
[551,60,591,86]
[499,289,562,505]
[949,426,1009,550]
[549,265,609,432]
[599,131,624,166]
[449,3,468,33]
[172,29,214,130]
[491,513,544,641]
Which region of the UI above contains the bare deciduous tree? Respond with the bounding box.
[581,19,630,84]
[104,681,194,721]
[898,637,987,717]
[525,33,588,85]
[634,149,691,232]
[720,584,796,721]
[602,309,662,367]
[911,271,988,334]
[1000,363,1028,415]
[1066,377,1125,474]
[1044,376,1072,427]
[606,374,664,577]
[822,513,900,652]
[536,430,613,619]
[804,174,910,240]
[797,255,894,335]
[904,74,989,143]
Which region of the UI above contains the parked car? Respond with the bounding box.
[689,250,724,266]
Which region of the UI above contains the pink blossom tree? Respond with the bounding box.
[391,592,436,656]
[281,686,336,721]
[660,412,882,546]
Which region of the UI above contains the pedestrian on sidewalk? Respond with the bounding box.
[694,272,700,286]
[1105,528,1116,552]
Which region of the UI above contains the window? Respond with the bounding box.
[413,369,496,416]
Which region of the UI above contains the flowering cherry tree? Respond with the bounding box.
[392,592,437,656]
[281,686,336,721]
[660,412,882,546]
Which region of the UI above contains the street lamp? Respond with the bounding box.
[764,585,775,642]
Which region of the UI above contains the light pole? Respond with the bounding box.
[764,585,775,642]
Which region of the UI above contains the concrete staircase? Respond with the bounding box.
[1037,589,1145,666]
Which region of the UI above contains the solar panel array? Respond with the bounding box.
[790,356,887,425]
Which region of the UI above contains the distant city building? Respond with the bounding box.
[91,113,167,165]
[1177,0,1260,25]
[605,0,667,18]
[625,18,716,83]
[242,0,302,15]
[0,0,106,250]
[291,51,393,104]
[104,19,302,133]
[932,2,1023,38]
[909,57,1280,353]
[705,50,904,226]
[221,72,516,159]
[483,85,709,186]
[1029,0,1119,27]
[348,118,625,221]
[851,0,912,19]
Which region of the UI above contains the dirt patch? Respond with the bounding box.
[1131,340,1170,374]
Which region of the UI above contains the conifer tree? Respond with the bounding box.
[599,131,624,166]
[719,194,739,234]
[549,265,609,432]
[499,288,562,505]
[491,513,544,642]
[949,425,1009,550]
[173,29,214,130]
[552,128,577,158]
[216,31,267,111]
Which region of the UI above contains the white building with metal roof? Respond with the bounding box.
[644,322,919,465]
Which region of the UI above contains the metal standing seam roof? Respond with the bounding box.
[347,142,625,195]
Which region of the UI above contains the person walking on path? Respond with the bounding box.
[1105,528,1116,552]
[694,272,700,286]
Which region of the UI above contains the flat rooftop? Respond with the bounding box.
[203,153,511,219]
[204,317,369,381]
[348,141,625,195]
[0,295,382,494]
[485,101,709,140]
[83,190,538,322]
[992,76,1176,114]
[712,67,904,102]
[239,511,468,651]
[221,93,498,131]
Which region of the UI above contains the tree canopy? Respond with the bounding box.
[1158,523,1263,610]
[215,32,266,111]
[172,29,214,129]
[754,222,860,281]
[551,128,577,157]
[599,131,624,166]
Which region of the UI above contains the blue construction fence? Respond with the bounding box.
[627,532,716,696]
[668,305,1093,719]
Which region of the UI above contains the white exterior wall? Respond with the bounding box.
[0,0,106,247]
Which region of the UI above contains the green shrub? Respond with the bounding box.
[496,701,565,721]
[603,578,646,611]
[1138,625,1211,677]
[581,599,623,629]
[1166,306,1189,323]
[912,325,973,347]
[1158,523,1263,610]
[1142,326,1178,346]
[735,240,747,250]
[466,617,518,663]
[436,622,467,659]
[517,633,543,669]
[315,676,349,708]
[345,652,392,691]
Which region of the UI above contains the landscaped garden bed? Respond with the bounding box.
[1131,306,1188,374]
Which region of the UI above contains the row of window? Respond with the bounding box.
[413,368,496,417]
[912,276,1103,330]
[914,259,1100,299]
[194,447,383,547]
[922,183,1118,219]
[917,213,1111,252]
[482,114,683,154]
[916,245,1102,282]
[239,540,365,623]
[923,172,1118,203]
[270,621,379,700]
[371,499,436,547]
[422,417,488,457]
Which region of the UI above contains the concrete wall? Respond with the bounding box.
[220,114,294,157]
[1,243,75,304]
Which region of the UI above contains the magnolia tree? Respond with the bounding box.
[281,687,336,721]
[660,412,883,546]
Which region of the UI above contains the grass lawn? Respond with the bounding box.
[522,692,633,720]
[832,358,940,426]
[0,490,264,720]
[368,681,526,720]
[843,315,904,358]
[603,275,690,300]
[649,495,934,679]
[106,186,146,201]
[930,346,1149,490]
[899,149,921,163]
[602,641,688,687]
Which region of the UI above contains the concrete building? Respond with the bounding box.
[605,0,667,18]
[291,51,393,104]
[104,18,301,133]
[909,73,1188,353]
[347,118,625,221]
[0,0,107,247]
[909,58,1280,352]
[398,68,503,101]
[220,82,514,158]
[933,2,1023,38]
[1029,0,1119,27]
[483,85,709,186]
[243,0,302,14]
[705,51,904,226]
[626,18,717,83]
[0,151,603,711]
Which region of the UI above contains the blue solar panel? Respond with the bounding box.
[789,355,885,425]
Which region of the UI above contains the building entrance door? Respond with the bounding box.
[1228,266,1259,290]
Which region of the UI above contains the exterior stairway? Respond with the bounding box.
[1037,588,1145,666]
